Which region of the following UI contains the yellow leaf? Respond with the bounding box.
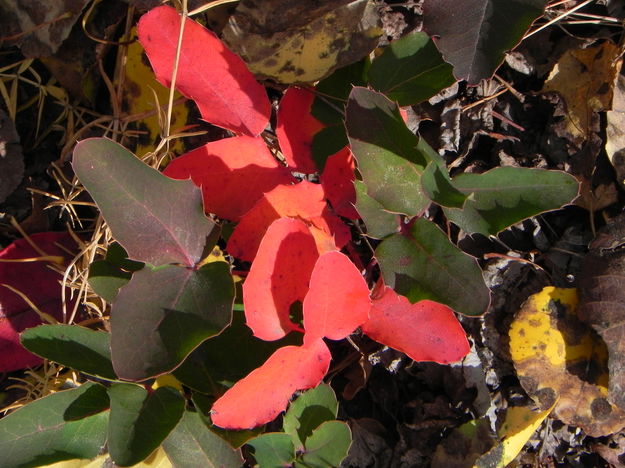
[42,447,173,468]
[509,286,625,436]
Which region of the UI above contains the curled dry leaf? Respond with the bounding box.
[164,136,295,221]
[362,287,469,364]
[509,287,625,437]
[276,87,325,174]
[577,213,625,411]
[303,251,371,342]
[211,339,331,429]
[1,232,75,372]
[226,181,350,262]
[243,218,319,341]
[138,5,270,136]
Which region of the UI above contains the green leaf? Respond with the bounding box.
[376,218,490,316]
[369,31,455,106]
[421,162,467,209]
[88,243,144,302]
[20,325,116,380]
[72,137,216,267]
[173,309,302,393]
[346,87,441,216]
[283,384,338,450]
[297,420,351,468]
[107,384,184,467]
[111,262,234,381]
[354,180,399,239]
[163,411,243,468]
[247,433,296,468]
[442,167,580,235]
[312,125,349,172]
[0,383,109,468]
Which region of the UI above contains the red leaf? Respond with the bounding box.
[137,5,270,136]
[362,287,469,364]
[163,136,295,221]
[226,181,350,262]
[211,339,331,429]
[276,87,324,173]
[0,232,75,372]
[320,146,359,219]
[303,251,370,341]
[243,218,319,341]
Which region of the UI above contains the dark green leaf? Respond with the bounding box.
[72,137,216,267]
[20,324,116,380]
[283,384,338,450]
[247,433,295,468]
[369,31,455,105]
[354,180,399,239]
[88,243,144,302]
[163,411,243,468]
[173,310,302,393]
[421,162,467,209]
[0,383,109,468]
[443,167,579,235]
[312,125,349,172]
[111,262,234,381]
[376,218,489,316]
[423,0,546,84]
[298,421,351,468]
[107,384,184,467]
[346,87,441,216]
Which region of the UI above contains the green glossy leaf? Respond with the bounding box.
[369,31,455,105]
[297,420,351,468]
[88,243,144,302]
[20,325,115,380]
[346,87,442,216]
[72,137,216,267]
[443,167,579,235]
[376,218,489,316]
[163,411,243,468]
[173,310,302,393]
[283,384,338,450]
[107,384,184,467]
[421,162,467,209]
[354,180,399,239]
[0,383,109,467]
[247,432,295,468]
[111,262,234,381]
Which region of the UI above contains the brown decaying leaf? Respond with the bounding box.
[0,110,24,204]
[510,287,625,437]
[606,74,625,185]
[542,41,622,145]
[578,213,625,412]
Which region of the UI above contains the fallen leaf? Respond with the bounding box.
[222,0,382,83]
[276,87,325,173]
[303,251,371,342]
[0,232,75,372]
[606,74,625,184]
[163,136,296,221]
[0,109,24,204]
[226,181,350,262]
[320,146,359,219]
[362,287,469,364]
[423,0,546,84]
[577,214,625,411]
[542,41,622,144]
[211,339,332,429]
[509,287,625,436]
[137,5,270,136]
[0,0,90,57]
[243,218,319,341]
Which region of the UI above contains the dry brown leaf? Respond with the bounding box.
[606,73,625,185]
[542,41,622,144]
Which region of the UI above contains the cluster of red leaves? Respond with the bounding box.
[0,232,75,372]
[138,5,470,429]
